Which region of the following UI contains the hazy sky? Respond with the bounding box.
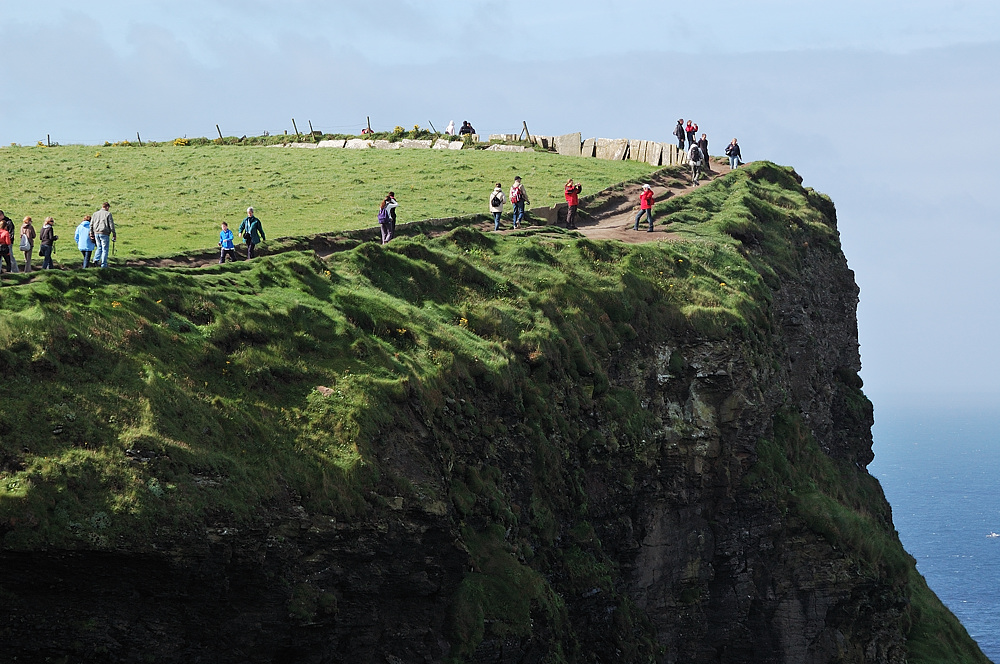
[1,1,998,407]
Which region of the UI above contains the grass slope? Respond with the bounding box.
[0,161,987,662]
[1,145,654,258]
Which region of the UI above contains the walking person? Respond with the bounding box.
[725,138,742,169]
[685,120,698,149]
[673,119,686,150]
[0,211,19,273]
[74,215,96,268]
[698,134,711,173]
[219,222,237,263]
[377,194,399,245]
[689,142,704,184]
[564,179,582,230]
[0,221,12,273]
[19,216,35,272]
[91,202,116,268]
[634,184,655,232]
[489,183,506,231]
[509,176,529,229]
[238,207,265,259]
[39,217,57,270]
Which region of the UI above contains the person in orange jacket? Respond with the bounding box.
[564,179,582,229]
[634,184,655,232]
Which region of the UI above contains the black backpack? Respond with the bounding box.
[690,147,701,161]
[491,194,502,207]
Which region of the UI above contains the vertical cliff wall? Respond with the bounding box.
[0,162,989,663]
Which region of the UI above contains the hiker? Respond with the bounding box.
[673,119,686,150]
[19,216,35,272]
[689,142,704,184]
[239,207,265,258]
[0,211,19,273]
[378,193,399,245]
[219,222,237,263]
[74,215,96,268]
[91,202,116,268]
[634,184,655,232]
[445,120,456,136]
[725,138,742,169]
[509,176,529,229]
[698,134,711,173]
[564,179,582,230]
[489,183,506,231]
[39,217,57,269]
[0,221,12,273]
[685,120,698,149]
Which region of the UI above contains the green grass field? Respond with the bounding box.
[1,145,656,257]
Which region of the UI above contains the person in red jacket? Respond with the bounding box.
[564,179,582,229]
[685,120,698,149]
[634,184,655,232]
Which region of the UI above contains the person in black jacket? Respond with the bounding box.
[725,138,742,169]
[698,134,711,173]
[673,119,685,150]
[458,121,476,136]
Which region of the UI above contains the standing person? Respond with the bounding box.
[219,222,237,263]
[19,216,36,272]
[74,215,96,268]
[698,134,711,173]
[91,202,116,268]
[458,121,476,136]
[634,184,655,232]
[489,183,506,231]
[689,142,704,184]
[238,207,266,259]
[685,120,698,149]
[0,221,12,273]
[564,179,582,230]
[445,120,456,136]
[39,217,57,270]
[673,119,686,150]
[725,138,742,169]
[0,211,19,273]
[509,176,529,229]
[377,194,399,245]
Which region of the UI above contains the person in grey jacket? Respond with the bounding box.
[90,202,116,268]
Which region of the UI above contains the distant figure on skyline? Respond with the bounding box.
[239,206,265,258]
[685,120,698,149]
[459,121,475,136]
[725,138,742,169]
[445,120,456,136]
[634,183,654,232]
[698,133,710,173]
[564,179,582,230]
[673,119,685,150]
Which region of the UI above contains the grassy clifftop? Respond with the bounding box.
[0,162,987,663]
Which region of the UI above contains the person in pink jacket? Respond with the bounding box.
[634,184,655,232]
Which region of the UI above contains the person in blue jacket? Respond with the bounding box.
[238,207,266,259]
[74,214,96,268]
[219,221,236,263]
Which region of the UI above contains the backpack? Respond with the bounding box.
[690,147,702,162]
[509,186,521,203]
[377,207,390,223]
[491,193,502,208]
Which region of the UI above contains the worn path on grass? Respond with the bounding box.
[117,160,731,269]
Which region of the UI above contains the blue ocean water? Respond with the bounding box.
[870,403,1000,662]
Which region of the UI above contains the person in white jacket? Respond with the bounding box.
[488,183,505,231]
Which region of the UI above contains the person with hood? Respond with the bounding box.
[689,142,704,184]
[0,220,12,273]
[0,211,19,273]
[685,120,698,149]
[219,222,237,263]
[698,133,711,173]
[489,183,506,231]
[634,184,655,232]
[725,138,742,169]
[19,216,36,272]
[74,214,97,268]
[509,176,529,229]
[673,119,686,150]
[238,206,266,258]
[378,193,399,245]
[445,120,456,136]
[39,217,57,270]
[91,201,116,268]
[564,179,582,230]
